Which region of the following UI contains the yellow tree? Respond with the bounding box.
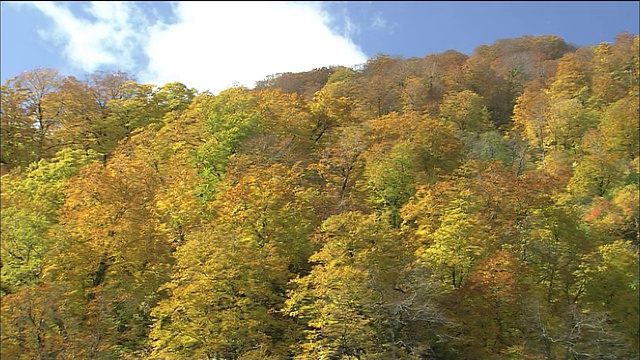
[1,82,35,170]
[545,97,598,152]
[546,49,593,104]
[1,149,98,359]
[47,76,105,152]
[600,94,639,160]
[311,125,367,213]
[47,149,173,357]
[149,225,290,360]
[248,89,315,168]
[151,163,321,359]
[284,212,412,359]
[308,81,358,145]
[415,198,493,290]
[590,33,639,107]
[439,90,492,133]
[512,80,551,167]
[1,149,98,294]
[568,128,627,202]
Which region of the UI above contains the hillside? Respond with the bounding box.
[1,32,638,359]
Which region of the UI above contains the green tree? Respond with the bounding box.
[1,149,97,294]
[363,112,463,226]
[600,95,639,160]
[415,199,491,290]
[582,240,640,356]
[1,149,98,358]
[194,88,262,199]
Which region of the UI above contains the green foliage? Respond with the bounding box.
[154,81,197,114]
[194,88,262,199]
[366,141,417,227]
[600,94,639,159]
[467,130,515,165]
[1,149,98,294]
[583,240,640,351]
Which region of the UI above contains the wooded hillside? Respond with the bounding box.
[1,33,638,359]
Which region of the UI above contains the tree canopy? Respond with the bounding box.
[1,33,638,359]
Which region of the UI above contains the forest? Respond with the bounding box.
[1,32,638,359]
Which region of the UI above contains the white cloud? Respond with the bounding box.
[329,4,362,39]
[25,1,146,72]
[20,1,368,94]
[370,12,388,30]
[142,2,367,93]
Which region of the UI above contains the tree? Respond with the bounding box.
[584,185,639,245]
[214,163,321,274]
[194,88,262,199]
[364,112,464,226]
[1,68,64,167]
[1,149,98,358]
[46,150,174,357]
[285,212,421,359]
[462,35,573,129]
[582,240,639,356]
[358,54,404,119]
[546,48,593,104]
[1,82,35,170]
[419,50,469,116]
[568,131,627,202]
[447,250,539,359]
[545,97,598,152]
[152,81,197,114]
[308,79,358,145]
[254,67,339,101]
[311,125,367,212]
[590,33,639,107]
[415,200,491,290]
[439,90,492,133]
[149,225,291,360]
[1,283,73,360]
[1,149,98,295]
[249,89,315,167]
[150,162,321,359]
[600,95,639,160]
[47,76,106,153]
[466,130,515,166]
[512,80,551,167]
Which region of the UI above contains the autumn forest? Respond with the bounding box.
[1,33,638,359]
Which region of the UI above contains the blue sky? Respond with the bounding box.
[2,1,638,94]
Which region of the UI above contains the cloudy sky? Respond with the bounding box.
[2,1,638,94]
